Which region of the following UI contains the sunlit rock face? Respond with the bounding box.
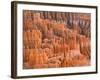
[23,10,91,69]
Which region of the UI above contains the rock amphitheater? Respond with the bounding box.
[23,10,91,69]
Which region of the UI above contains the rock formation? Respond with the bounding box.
[23,10,91,69]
